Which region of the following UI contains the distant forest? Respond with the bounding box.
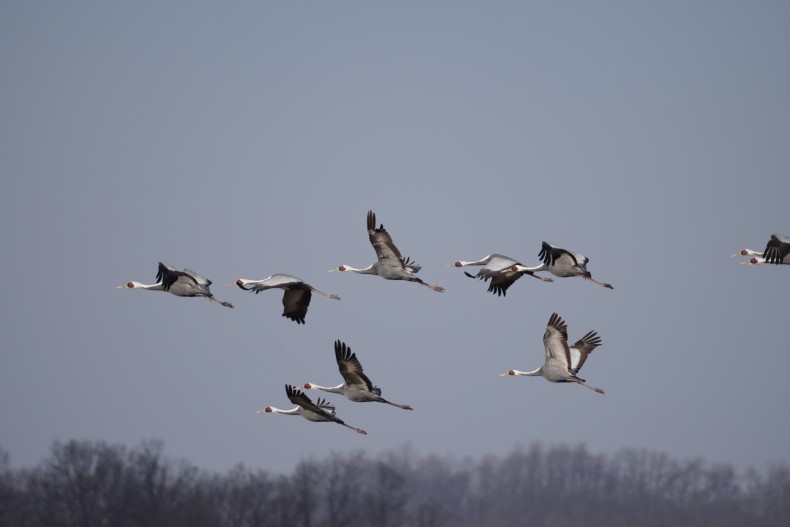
[1,440,788,527]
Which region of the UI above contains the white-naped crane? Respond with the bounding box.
[508,242,613,289]
[303,340,413,410]
[229,274,340,324]
[329,210,445,292]
[501,312,604,394]
[734,233,790,264]
[118,262,233,308]
[257,384,367,435]
[449,254,553,297]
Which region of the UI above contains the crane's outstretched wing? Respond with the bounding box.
[334,340,378,394]
[570,331,602,373]
[539,242,579,268]
[368,210,405,264]
[285,385,335,417]
[282,285,312,324]
[763,233,790,264]
[543,312,572,372]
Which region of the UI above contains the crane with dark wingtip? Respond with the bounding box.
[303,340,413,410]
[257,384,367,435]
[449,253,553,296]
[118,262,234,308]
[508,242,613,289]
[502,312,604,394]
[229,274,339,324]
[329,210,445,292]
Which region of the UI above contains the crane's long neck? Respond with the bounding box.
[342,264,377,275]
[257,406,300,415]
[454,257,490,267]
[308,383,345,394]
[512,368,543,377]
[130,281,165,291]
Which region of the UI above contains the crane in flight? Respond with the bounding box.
[118,262,233,308]
[330,210,444,292]
[257,384,367,435]
[449,253,553,296]
[501,312,605,394]
[303,340,413,410]
[508,242,613,289]
[229,274,340,324]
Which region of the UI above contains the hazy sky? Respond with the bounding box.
[1,2,789,475]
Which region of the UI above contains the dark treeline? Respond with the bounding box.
[1,440,789,527]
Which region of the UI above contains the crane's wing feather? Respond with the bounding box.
[543,312,572,371]
[368,210,405,264]
[157,262,194,292]
[286,385,334,416]
[282,285,311,324]
[570,330,602,373]
[764,233,790,264]
[464,269,521,297]
[538,242,578,268]
[334,340,376,392]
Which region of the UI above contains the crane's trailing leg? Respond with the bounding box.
[584,276,613,289]
[205,295,234,308]
[575,378,604,394]
[311,287,341,301]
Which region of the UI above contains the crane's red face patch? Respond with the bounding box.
[454,262,462,267]
[741,249,749,255]
[304,383,312,389]
[750,257,759,264]
[235,279,243,286]
[127,282,134,288]
[264,407,273,413]
[508,370,515,376]
[338,265,346,271]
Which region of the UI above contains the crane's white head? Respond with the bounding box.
[303,383,316,390]
[226,279,248,287]
[254,406,274,414]
[118,281,144,289]
[328,265,348,272]
[500,370,517,377]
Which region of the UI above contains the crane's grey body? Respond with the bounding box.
[304,340,413,410]
[451,253,552,296]
[232,274,339,324]
[502,312,604,394]
[330,210,444,292]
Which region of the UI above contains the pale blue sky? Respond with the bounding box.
[1,1,789,474]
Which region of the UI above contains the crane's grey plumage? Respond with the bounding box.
[257,384,367,435]
[330,210,444,292]
[303,340,413,410]
[508,242,613,289]
[501,312,604,394]
[230,274,340,324]
[450,253,553,296]
[118,262,234,308]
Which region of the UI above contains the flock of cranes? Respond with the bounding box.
[119,211,787,434]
